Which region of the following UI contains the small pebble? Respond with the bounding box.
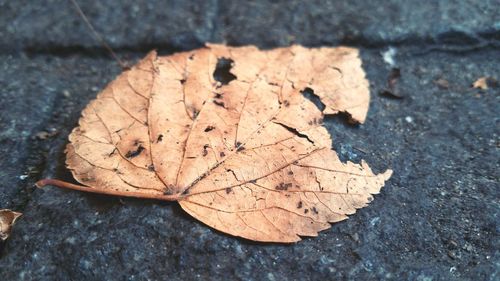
[381,47,397,67]
[351,232,359,242]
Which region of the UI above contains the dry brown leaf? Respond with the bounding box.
[473,77,489,90]
[0,209,22,241]
[473,76,497,90]
[37,44,391,242]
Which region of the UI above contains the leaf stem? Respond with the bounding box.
[69,0,129,70]
[35,179,180,201]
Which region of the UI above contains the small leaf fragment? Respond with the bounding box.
[0,209,22,241]
[473,77,488,90]
[473,76,497,90]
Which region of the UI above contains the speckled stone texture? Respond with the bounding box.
[0,0,498,280]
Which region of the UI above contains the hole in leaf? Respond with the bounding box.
[300,87,325,112]
[275,122,314,144]
[213,58,237,85]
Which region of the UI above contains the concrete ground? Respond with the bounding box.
[0,1,498,280]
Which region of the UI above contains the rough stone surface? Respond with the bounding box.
[1,0,499,51]
[0,1,499,280]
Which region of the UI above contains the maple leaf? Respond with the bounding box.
[0,209,22,241]
[37,44,392,242]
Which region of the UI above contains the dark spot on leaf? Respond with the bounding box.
[204,126,215,132]
[148,164,155,171]
[225,188,232,194]
[202,144,209,157]
[213,58,237,85]
[157,134,163,142]
[297,201,303,209]
[125,145,144,158]
[301,87,325,112]
[312,207,319,214]
[220,151,226,157]
[180,79,186,84]
[304,209,309,214]
[213,100,225,108]
[288,171,294,175]
[236,141,245,151]
[275,182,292,191]
[214,93,223,99]
[283,100,290,107]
